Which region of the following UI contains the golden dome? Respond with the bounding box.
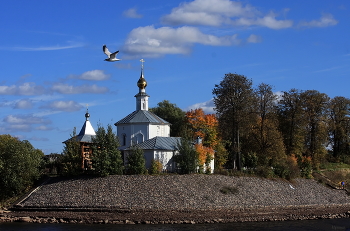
[137,77,147,89]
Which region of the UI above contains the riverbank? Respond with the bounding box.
[1,175,350,224]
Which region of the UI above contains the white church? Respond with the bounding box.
[114,61,181,172]
[69,60,214,173]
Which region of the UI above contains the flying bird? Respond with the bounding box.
[103,45,120,62]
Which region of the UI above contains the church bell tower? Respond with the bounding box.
[135,59,149,111]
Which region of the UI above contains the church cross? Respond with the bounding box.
[140,59,145,71]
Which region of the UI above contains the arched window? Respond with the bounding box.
[135,133,144,144]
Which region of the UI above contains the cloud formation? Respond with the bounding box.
[14,99,33,109]
[2,114,51,132]
[123,8,143,18]
[122,0,338,58]
[247,34,262,43]
[298,13,338,28]
[40,100,83,112]
[0,82,46,95]
[186,99,215,114]
[9,42,84,51]
[123,25,240,57]
[51,83,109,94]
[161,0,293,29]
[68,70,110,81]
[162,0,256,26]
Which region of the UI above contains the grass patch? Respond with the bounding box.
[220,186,238,195]
[320,162,350,170]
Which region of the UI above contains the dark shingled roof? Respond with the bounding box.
[63,134,95,144]
[115,110,170,125]
[128,136,181,151]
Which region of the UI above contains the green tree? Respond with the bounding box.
[300,90,329,167]
[126,146,147,174]
[277,89,305,157]
[328,96,350,161]
[150,100,186,137]
[248,83,286,167]
[92,124,124,176]
[212,73,255,170]
[214,141,229,171]
[0,135,43,199]
[61,127,82,176]
[175,136,197,174]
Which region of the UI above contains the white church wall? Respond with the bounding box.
[117,124,151,149]
[154,150,178,172]
[148,124,170,138]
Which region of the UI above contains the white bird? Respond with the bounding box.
[103,45,120,62]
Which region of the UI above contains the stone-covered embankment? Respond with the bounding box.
[1,175,350,224]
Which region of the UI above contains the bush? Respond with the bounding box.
[299,156,313,178]
[255,166,274,178]
[149,159,163,175]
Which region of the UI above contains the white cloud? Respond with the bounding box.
[68,70,110,81]
[4,114,50,125]
[186,99,215,114]
[162,0,255,26]
[35,125,53,131]
[41,100,83,112]
[298,13,338,28]
[254,14,293,29]
[247,34,262,43]
[14,99,33,109]
[8,42,84,51]
[2,114,51,132]
[123,8,143,18]
[51,83,109,94]
[6,124,31,132]
[123,25,240,57]
[0,82,46,95]
[162,0,293,29]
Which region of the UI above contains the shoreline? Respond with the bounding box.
[2,204,350,224]
[1,175,350,224]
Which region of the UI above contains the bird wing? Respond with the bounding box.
[103,45,112,57]
[110,50,119,59]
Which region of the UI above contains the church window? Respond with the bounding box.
[136,133,144,144]
[122,134,126,146]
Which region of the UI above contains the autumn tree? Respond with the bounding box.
[91,124,124,176]
[0,135,43,200]
[328,96,350,161]
[186,108,218,172]
[212,73,255,170]
[150,100,186,137]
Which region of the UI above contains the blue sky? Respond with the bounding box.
[0,0,349,154]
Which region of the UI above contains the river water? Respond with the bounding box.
[1,218,350,231]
